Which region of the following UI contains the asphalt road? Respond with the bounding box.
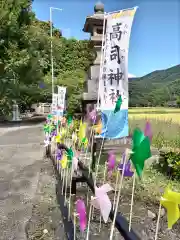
[0,125,44,240]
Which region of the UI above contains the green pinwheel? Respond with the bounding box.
[66,147,74,168]
[67,115,73,126]
[130,128,151,177]
[47,114,53,119]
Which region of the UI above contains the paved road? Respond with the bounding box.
[0,125,44,240]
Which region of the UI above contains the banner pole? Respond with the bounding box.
[97,12,107,110]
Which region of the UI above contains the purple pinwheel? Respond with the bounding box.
[88,109,97,123]
[76,199,87,232]
[118,152,134,177]
[144,121,153,143]
[107,151,116,177]
[56,148,62,160]
[51,129,57,137]
[118,158,134,177]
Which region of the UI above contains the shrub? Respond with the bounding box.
[158,151,180,180]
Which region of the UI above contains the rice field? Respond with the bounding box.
[128,107,180,149]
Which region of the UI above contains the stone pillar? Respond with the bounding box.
[12,104,21,121]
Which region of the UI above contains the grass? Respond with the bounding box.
[129,107,180,149]
[99,107,180,203]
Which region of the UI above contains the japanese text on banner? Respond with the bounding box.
[99,7,137,110]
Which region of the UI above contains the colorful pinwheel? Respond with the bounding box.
[118,160,134,177]
[56,148,62,160]
[88,109,97,122]
[144,120,153,143]
[130,128,151,177]
[160,187,180,229]
[91,183,113,223]
[76,199,87,232]
[107,151,116,177]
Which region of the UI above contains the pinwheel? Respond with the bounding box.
[44,136,50,147]
[144,120,153,143]
[61,153,68,169]
[160,187,180,229]
[91,183,113,223]
[117,150,134,177]
[55,133,63,143]
[76,199,87,232]
[51,129,57,138]
[56,148,62,161]
[107,151,116,177]
[43,124,50,134]
[130,128,152,178]
[47,114,53,119]
[81,137,88,149]
[67,115,73,126]
[88,109,97,122]
[78,121,87,143]
[94,120,102,135]
[66,147,74,168]
[118,160,134,177]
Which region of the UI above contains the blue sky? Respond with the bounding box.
[32,0,180,77]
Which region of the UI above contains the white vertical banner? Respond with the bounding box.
[98,7,137,139]
[52,93,58,112]
[99,7,137,110]
[57,86,66,116]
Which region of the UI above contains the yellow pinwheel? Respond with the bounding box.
[78,121,87,143]
[160,187,180,229]
[94,120,102,135]
[61,153,68,169]
[55,133,62,143]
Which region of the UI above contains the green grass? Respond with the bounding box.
[129,118,180,150]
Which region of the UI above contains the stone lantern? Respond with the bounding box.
[82,1,105,116]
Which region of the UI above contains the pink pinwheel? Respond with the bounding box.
[107,151,116,177]
[76,199,87,232]
[88,109,97,122]
[91,183,113,223]
[144,120,153,143]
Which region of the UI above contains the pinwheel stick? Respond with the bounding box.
[98,164,107,232]
[109,151,127,240]
[86,199,94,240]
[68,160,74,221]
[62,169,65,195]
[113,171,120,210]
[73,212,77,240]
[129,173,136,231]
[154,203,162,240]
[92,112,112,220]
[64,168,69,206]
[86,125,95,207]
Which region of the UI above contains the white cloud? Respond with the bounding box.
[128,73,136,78]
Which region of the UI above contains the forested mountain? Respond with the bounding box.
[129,65,180,107]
